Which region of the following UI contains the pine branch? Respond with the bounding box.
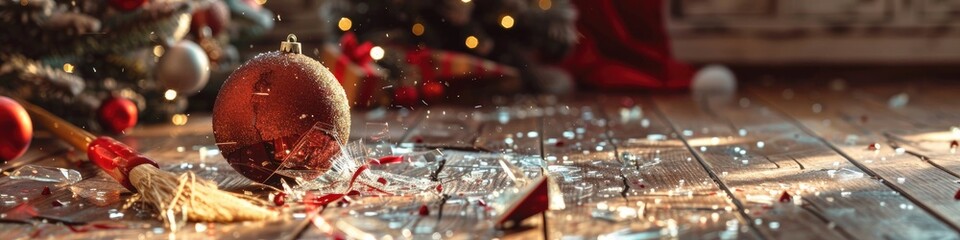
[44,1,198,63]
[0,53,84,99]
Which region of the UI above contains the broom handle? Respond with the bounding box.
[14,98,158,191]
[15,99,96,151]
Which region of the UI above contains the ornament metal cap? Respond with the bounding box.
[280,34,302,54]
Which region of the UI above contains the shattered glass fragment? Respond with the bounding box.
[9,165,82,185]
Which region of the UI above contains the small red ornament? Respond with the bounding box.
[435,184,443,193]
[867,143,881,151]
[190,1,231,37]
[778,191,792,203]
[97,97,138,134]
[41,186,51,196]
[273,192,286,206]
[0,96,32,162]
[418,204,429,216]
[421,82,445,103]
[109,0,148,11]
[951,140,958,149]
[393,86,419,107]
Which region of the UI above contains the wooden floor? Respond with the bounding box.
[4,79,960,239]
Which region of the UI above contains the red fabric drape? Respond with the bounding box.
[562,0,692,90]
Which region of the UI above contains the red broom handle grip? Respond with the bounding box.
[87,137,159,192]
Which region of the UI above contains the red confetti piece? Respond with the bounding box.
[867,143,880,151]
[778,191,792,203]
[418,204,429,216]
[435,184,443,193]
[370,156,403,165]
[51,200,63,207]
[41,186,51,196]
[954,189,960,200]
[477,199,487,207]
[273,192,286,206]
[377,177,388,185]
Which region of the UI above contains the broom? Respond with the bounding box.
[15,98,275,223]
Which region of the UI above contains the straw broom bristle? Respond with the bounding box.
[129,165,276,223]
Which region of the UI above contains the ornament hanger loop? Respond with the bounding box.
[280,34,302,54]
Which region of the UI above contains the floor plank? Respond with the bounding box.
[748,84,960,238]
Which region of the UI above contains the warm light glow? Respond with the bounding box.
[465,36,479,49]
[370,46,385,60]
[538,0,552,10]
[411,23,425,36]
[62,63,74,73]
[500,15,515,29]
[171,114,188,126]
[164,89,178,100]
[338,17,352,31]
[153,45,165,57]
[461,0,471,2]
[255,0,267,5]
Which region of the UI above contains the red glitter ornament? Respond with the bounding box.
[97,97,138,134]
[213,35,350,187]
[0,96,32,162]
[109,0,148,11]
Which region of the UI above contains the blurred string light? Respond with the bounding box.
[539,0,552,10]
[461,0,471,3]
[153,45,165,57]
[338,17,352,31]
[164,89,177,100]
[500,15,514,29]
[412,23,425,36]
[370,46,385,60]
[465,36,479,49]
[171,114,188,126]
[62,63,74,73]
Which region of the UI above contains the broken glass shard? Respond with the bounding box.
[9,165,82,185]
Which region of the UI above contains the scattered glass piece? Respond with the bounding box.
[9,165,82,185]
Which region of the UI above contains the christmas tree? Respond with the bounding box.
[0,0,274,132]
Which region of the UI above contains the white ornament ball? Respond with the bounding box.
[691,64,737,103]
[156,40,210,96]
